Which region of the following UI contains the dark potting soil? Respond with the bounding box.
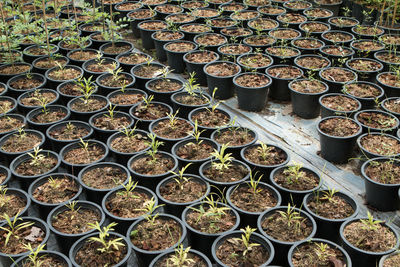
[131,153,175,175]
[259,6,283,14]
[0,223,45,254]
[239,54,272,68]
[32,176,78,204]
[220,44,251,55]
[103,45,131,55]
[133,65,164,78]
[353,25,384,36]
[307,194,355,219]
[52,208,100,234]
[274,168,319,191]
[205,63,239,76]
[32,110,67,124]
[352,40,385,51]
[267,66,302,79]
[148,79,181,92]
[9,77,42,90]
[86,62,116,73]
[155,4,182,14]
[47,68,81,81]
[195,34,226,46]
[244,145,287,166]
[166,14,194,23]
[203,164,248,183]
[180,24,210,34]
[231,10,259,20]
[360,134,400,156]
[0,64,30,75]
[160,179,207,203]
[330,18,358,27]
[319,117,360,137]
[216,236,270,267]
[266,47,299,57]
[111,133,149,153]
[235,74,269,87]
[292,38,323,49]
[63,145,104,164]
[357,112,397,130]
[49,124,89,141]
[185,51,217,63]
[348,59,382,72]
[208,18,236,27]
[248,18,278,30]
[214,128,254,146]
[277,13,306,24]
[301,22,329,33]
[140,21,167,31]
[323,31,353,42]
[321,46,353,56]
[70,98,107,112]
[165,42,196,52]
[1,133,41,153]
[153,119,193,139]
[175,94,209,106]
[176,141,214,160]
[20,91,57,106]
[75,238,127,266]
[192,9,219,18]
[186,206,236,234]
[0,100,14,113]
[230,185,278,213]
[92,115,131,131]
[69,50,97,61]
[383,253,400,267]
[384,98,400,113]
[379,73,400,88]
[343,221,396,252]
[132,103,169,120]
[291,242,346,267]
[291,80,326,93]
[296,56,330,70]
[0,194,26,220]
[0,116,24,133]
[191,109,230,128]
[345,83,381,98]
[130,218,182,250]
[156,252,207,267]
[106,190,151,218]
[15,155,57,176]
[58,83,85,97]
[118,53,150,65]
[81,166,127,189]
[365,160,400,184]
[305,8,332,18]
[20,254,67,267]
[321,68,355,83]
[99,74,133,88]
[261,211,313,242]
[320,95,359,111]
[109,92,144,105]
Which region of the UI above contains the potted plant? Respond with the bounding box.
[0,186,30,221]
[149,244,212,266]
[164,41,198,73]
[319,93,362,118]
[129,95,172,129]
[354,109,399,134]
[357,132,400,160]
[266,64,303,101]
[343,81,384,109]
[18,88,59,114]
[145,68,184,104]
[204,61,241,100]
[0,114,26,139]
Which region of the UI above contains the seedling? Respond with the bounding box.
[47,176,62,189]
[65,122,76,133]
[167,110,180,129]
[79,138,90,153]
[37,96,49,115]
[140,95,154,111]
[146,133,164,163]
[65,200,80,213]
[107,65,125,86]
[88,222,125,254]
[283,163,306,184]
[188,120,204,144]
[206,87,222,114]
[105,103,117,121]
[14,127,27,139]
[117,177,139,199]
[167,244,195,267]
[119,126,139,141]
[169,163,192,190]
[210,143,234,172]
[0,212,34,246]
[319,188,339,203]
[183,72,201,96]
[360,212,383,231]
[133,197,164,226]
[313,242,334,263]
[230,226,260,261]
[27,147,45,167]
[190,195,230,226]
[75,76,96,104]
[23,243,46,267]
[246,172,263,196]
[276,204,305,234]
[256,141,274,162]
[0,186,10,209]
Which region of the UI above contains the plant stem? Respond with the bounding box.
[0,2,14,71]
[41,0,51,58]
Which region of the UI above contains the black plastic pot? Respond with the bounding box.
[82,57,120,80]
[212,230,275,266]
[354,109,399,134]
[156,174,210,217]
[131,62,166,89]
[56,80,98,105]
[361,157,400,211]
[89,111,134,143]
[126,214,187,267]
[145,77,183,104]
[0,62,32,82]
[129,101,172,130]
[26,105,71,133]
[58,39,92,57]
[171,91,211,118]
[45,65,83,89]
[227,182,281,228]
[317,116,363,163]
[217,43,253,62]
[328,16,359,31]
[102,184,157,234]
[269,165,322,206]
[0,129,46,165]
[60,139,109,175]
[319,93,362,118]
[377,72,400,97]
[67,95,109,122]
[303,7,334,22]
[182,201,240,259]
[0,188,30,221]
[89,32,123,50]
[7,73,46,98]
[236,53,274,74]
[183,50,220,86]
[22,44,59,63]
[78,162,129,204]
[107,88,147,112]
[381,97,400,119]
[350,39,385,59]
[0,113,26,139]
[320,30,354,47]
[266,65,303,101]
[233,72,272,111]
[128,9,157,38]
[164,41,198,73]
[340,217,399,267]
[127,151,178,191]
[10,149,61,191]
[319,67,358,94]
[287,238,352,267]
[11,250,72,267]
[357,132,400,160]
[203,61,241,100]
[17,88,59,115]
[199,159,251,192]
[46,120,94,153]
[211,126,257,159]
[150,248,212,267]
[67,48,101,67]
[0,82,7,96]
[343,81,385,109]
[107,129,150,165]
[379,251,400,267]
[99,41,134,58]
[171,137,219,175]
[257,206,317,265]
[151,30,185,62]
[70,231,132,267]
[0,96,17,114]
[193,33,228,52]
[265,46,301,65]
[188,107,233,138]
[180,23,212,41]
[346,57,384,82]
[303,190,358,243]
[28,172,82,220]
[117,51,152,72]
[0,217,50,267]
[138,20,168,50]
[47,200,106,254]
[0,165,11,186]
[288,79,329,119]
